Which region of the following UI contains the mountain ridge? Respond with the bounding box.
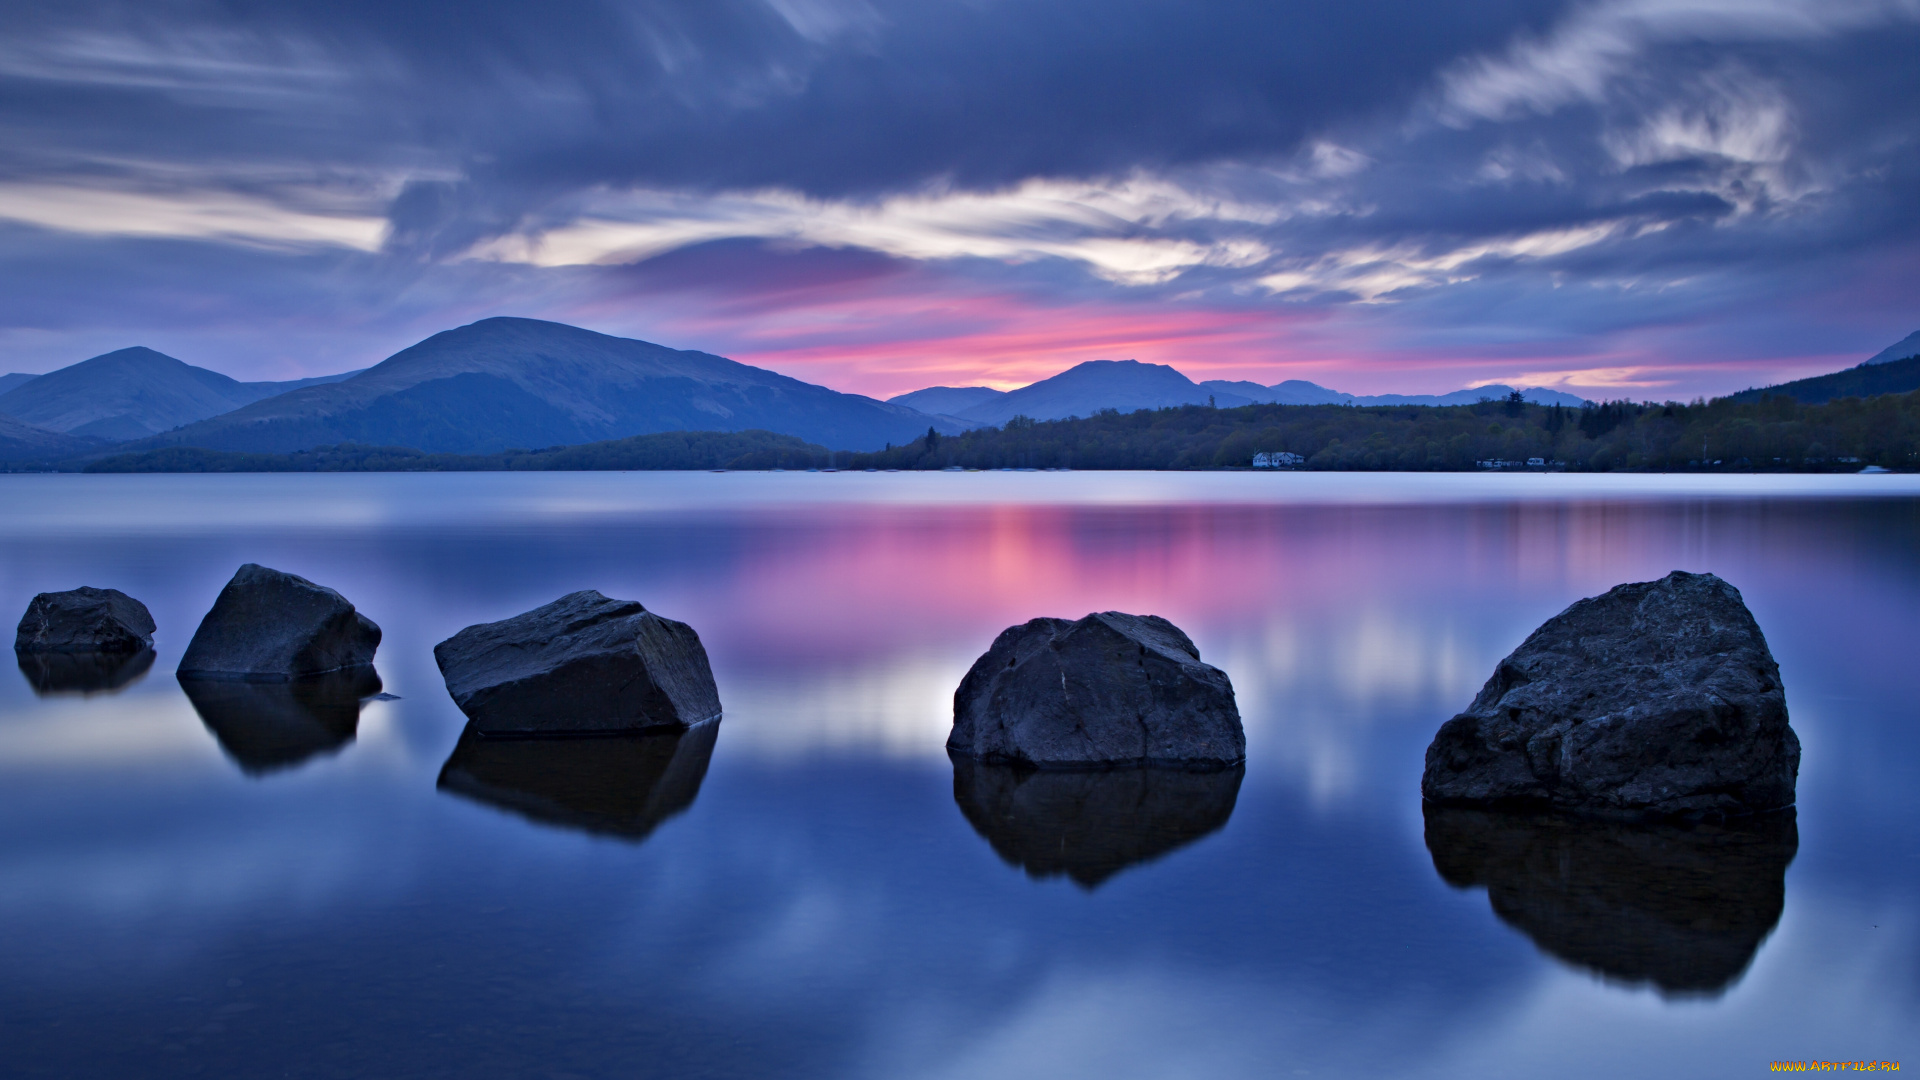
[0,348,363,440]
[116,317,963,455]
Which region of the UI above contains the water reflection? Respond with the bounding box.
[1424,805,1798,995]
[14,647,154,696]
[437,718,719,841]
[952,755,1244,888]
[179,667,383,776]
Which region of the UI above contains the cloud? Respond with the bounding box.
[1,0,1918,399]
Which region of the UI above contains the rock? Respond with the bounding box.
[181,666,383,775]
[948,611,1244,768]
[14,587,155,654]
[438,718,719,840]
[177,564,381,681]
[433,590,720,735]
[952,754,1243,888]
[1422,571,1798,818]
[1425,804,1796,995]
[16,648,155,695]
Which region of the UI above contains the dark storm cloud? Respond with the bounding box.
[2,0,1919,394]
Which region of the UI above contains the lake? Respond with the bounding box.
[1,472,1914,1078]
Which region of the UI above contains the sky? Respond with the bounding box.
[1,0,1917,400]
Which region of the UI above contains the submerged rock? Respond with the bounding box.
[1422,571,1798,818]
[16,648,155,695]
[181,666,384,775]
[1424,804,1796,995]
[434,590,720,735]
[948,612,1244,769]
[178,564,381,681]
[952,754,1243,888]
[437,718,720,840]
[14,587,155,654]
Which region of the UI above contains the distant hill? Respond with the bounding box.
[0,373,36,396]
[0,348,363,441]
[1348,384,1586,407]
[887,386,1006,415]
[1863,330,1920,366]
[1200,379,1352,405]
[0,414,103,464]
[117,317,962,455]
[888,363,1587,428]
[950,360,1255,425]
[1723,353,1920,404]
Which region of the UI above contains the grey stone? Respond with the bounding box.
[181,666,383,775]
[17,648,154,695]
[438,718,719,841]
[433,590,720,735]
[178,564,380,681]
[1425,805,1796,995]
[1422,570,1799,818]
[952,754,1243,888]
[948,611,1245,768]
[14,587,155,654]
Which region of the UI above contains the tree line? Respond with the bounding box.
[79,389,1920,473]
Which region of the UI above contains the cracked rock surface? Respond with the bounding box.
[948,611,1244,769]
[435,590,719,735]
[1422,571,1798,818]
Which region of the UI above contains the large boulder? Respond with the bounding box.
[1423,571,1798,818]
[438,718,719,840]
[952,755,1243,888]
[434,590,720,735]
[949,612,1244,769]
[178,564,381,681]
[1425,805,1796,995]
[14,587,155,654]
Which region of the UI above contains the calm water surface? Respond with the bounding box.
[1,472,1915,1078]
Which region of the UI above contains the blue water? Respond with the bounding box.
[1,473,1915,1078]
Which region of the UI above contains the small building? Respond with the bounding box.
[1253,451,1305,469]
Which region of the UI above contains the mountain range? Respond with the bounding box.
[4,322,1915,465]
[884,360,1587,426]
[114,318,956,455]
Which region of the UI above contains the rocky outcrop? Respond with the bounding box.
[1422,571,1798,818]
[181,666,384,775]
[952,755,1243,888]
[438,719,719,840]
[434,590,720,735]
[949,612,1244,769]
[177,564,381,680]
[14,587,155,654]
[17,648,154,695]
[1425,805,1796,995]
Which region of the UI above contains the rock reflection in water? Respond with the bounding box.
[437,719,719,841]
[952,755,1243,888]
[16,648,155,695]
[179,667,383,776]
[1424,805,1798,995]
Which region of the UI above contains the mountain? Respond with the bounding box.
[0,348,364,441]
[952,360,1252,425]
[1722,353,1920,405]
[887,386,1006,415]
[0,373,36,395]
[121,317,964,456]
[1201,379,1353,405]
[1863,330,1920,366]
[0,414,103,463]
